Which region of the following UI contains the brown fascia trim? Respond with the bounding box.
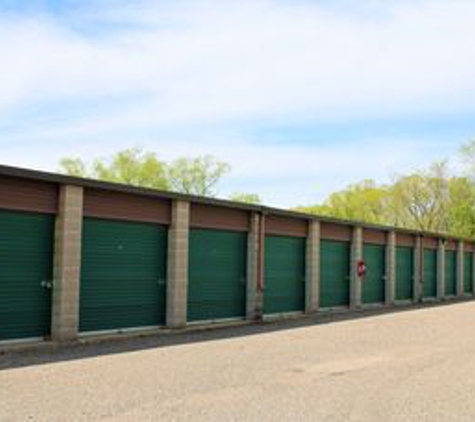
[0,163,261,213]
[0,162,474,243]
[262,205,475,243]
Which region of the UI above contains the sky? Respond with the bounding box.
[0,0,474,207]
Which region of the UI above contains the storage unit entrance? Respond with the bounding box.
[188,228,247,322]
[0,210,55,341]
[79,190,170,333]
[396,246,414,301]
[423,240,437,298]
[187,204,248,322]
[264,235,306,314]
[445,246,457,296]
[464,247,474,294]
[263,215,306,315]
[0,176,57,341]
[80,218,168,332]
[320,223,351,308]
[362,244,386,304]
[362,230,386,305]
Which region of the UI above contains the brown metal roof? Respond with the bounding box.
[0,163,473,242]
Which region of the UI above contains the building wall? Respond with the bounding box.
[0,167,473,345]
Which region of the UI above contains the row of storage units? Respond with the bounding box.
[0,170,474,343]
[3,218,247,335]
[0,212,248,339]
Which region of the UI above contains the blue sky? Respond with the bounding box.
[0,0,474,207]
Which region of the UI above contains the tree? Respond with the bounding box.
[59,148,169,190]
[389,162,451,232]
[167,155,231,196]
[295,160,475,237]
[93,148,169,189]
[296,180,390,224]
[229,192,262,204]
[58,148,230,196]
[460,140,475,176]
[446,177,475,238]
[59,158,87,178]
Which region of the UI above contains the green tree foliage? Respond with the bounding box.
[59,158,87,178]
[229,192,262,204]
[446,177,475,238]
[58,148,230,196]
[94,148,169,189]
[58,144,475,237]
[60,148,168,190]
[168,155,231,196]
[460,140,475,176]
[389,162,451,232]
[297,161,475,237]
[327,180,387,223]
[296,180,390,225]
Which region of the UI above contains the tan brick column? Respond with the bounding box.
[350,226,363,309]
[51,185,83,342]
[246,212,262,320]
[437,240,446,299]
[457,241,464,297]
[413,236,422,302]
[305,220,320,313]
[166,200,190,328]
[386,231,396,305]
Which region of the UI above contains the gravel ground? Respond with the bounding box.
[1,301,475,421]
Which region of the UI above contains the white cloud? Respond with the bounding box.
[0,0,473,206]
[1,0,475,123]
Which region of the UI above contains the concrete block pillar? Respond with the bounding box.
[437,240,446,299]
[305,220,320,313]
[413,236,422,302]
[386,231,396,305]
[51,185,84,342]
[166,200,190,328]
[457,241,464,297]
[350,226,363,309]
[246,213,263,320]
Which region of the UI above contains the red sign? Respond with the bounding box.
[357,260,366,278]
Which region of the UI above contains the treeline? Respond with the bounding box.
[296,141,475,238]
[60,142,475,238]
[59,148,262,204]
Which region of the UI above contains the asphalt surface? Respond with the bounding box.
[2,301,475,421]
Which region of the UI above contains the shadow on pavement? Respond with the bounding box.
[0,298,472,372]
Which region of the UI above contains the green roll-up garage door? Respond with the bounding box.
[80,218,167,332]
[445,251,457,296]
[396,246,413,301]
[188,229,247,322]
[423,249,437,298]
[264,235,305,314]
[362,244,386,304]
[320,240,350,308]
[464,252,473,294]
[0,209,54,341]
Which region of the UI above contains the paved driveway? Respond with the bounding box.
[1,301,475,421]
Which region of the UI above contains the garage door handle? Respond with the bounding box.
[158,278,167,286]
[41,280,53,289]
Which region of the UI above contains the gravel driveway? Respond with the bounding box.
[1,301,475,421]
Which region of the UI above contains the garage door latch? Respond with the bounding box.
[41,280,54,289]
